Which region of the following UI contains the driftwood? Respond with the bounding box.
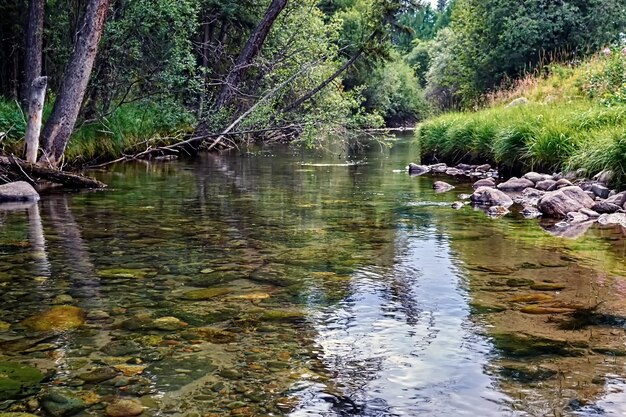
[0,156,106,188]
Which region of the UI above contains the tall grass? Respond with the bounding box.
[417,48,626,186]
[0,98,194,164]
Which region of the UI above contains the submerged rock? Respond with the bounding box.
[537,186,595,218]
[21,306,85,332]
[79,367,118,383]
[487,205,509,218]
[180,288,232,300]
[0,182,39,202]
[432,181,455,193]
[0,362,44,401]
[152,316,188,331]
[105,399,144,417]
[470,187,513,207]
[41,389,87,417]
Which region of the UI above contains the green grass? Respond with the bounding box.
[0,98,194,165]
[417,50,626,186]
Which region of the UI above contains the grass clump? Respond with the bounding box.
[417,47,626,186]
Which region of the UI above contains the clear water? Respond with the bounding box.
[1,138,626,417]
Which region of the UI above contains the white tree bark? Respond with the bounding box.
[24,76,47,163]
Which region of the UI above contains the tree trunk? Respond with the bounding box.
[22,0,45,106]
[39,0,110,167]
[24,76,47,163]
[213,0,288,110]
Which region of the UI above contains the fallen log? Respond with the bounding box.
[0,155,106,189]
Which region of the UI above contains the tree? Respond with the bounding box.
[39,0,110,167]
[22,0,44,106]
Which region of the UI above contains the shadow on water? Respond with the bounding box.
[0,137,625,416]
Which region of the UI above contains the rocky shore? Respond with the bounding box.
[408,162,626,230]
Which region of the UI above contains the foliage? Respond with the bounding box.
[581,47,626,106]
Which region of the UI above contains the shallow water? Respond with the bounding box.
[1,138,626,417]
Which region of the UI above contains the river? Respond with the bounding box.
[0,137,625,417]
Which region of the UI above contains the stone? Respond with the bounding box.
[152,316,188,331]
[594,169,614,184]
[591,184,611,199]
[523,172,548,183]
[535,179,556,191]
[475,164,491,172]
[105,399,144,417]
[0,362,44,401]
[521,206,542,219]
[445,168,462,176]
[180,288,232,300]
[591,201,621,214]
[506,97,529,107]
[429,163,447,173]
[606,192,625,206]
[0,414,40,417]
[456,163,475,171]
[79,367,118,383]
[547,178,573,191]
[487,205,509,217]
[0,182,39,202]
[408,163,429,175]
[451,202,464,210]
[515,188,545,207]
[101,340,141,356]
[41,389,87,417]
[566,211,589,224]
[496,177,534,192]
[432,181,455,193]
[537,186,595,218]
[530,283,567,291]
[51,294,73,305]
[470,187,513,207]
[579,208,600,218]
[473,178,495,189]
[21,306,85,332]
[597,213,626,227]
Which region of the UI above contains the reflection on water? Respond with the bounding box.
[0,138,625,417]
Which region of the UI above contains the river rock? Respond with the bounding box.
[496,177,534,192]
[445,168,462,176]
[471,187,513,207]
[473,178,495,189]
[522,206,542,219]
[547,178,573,191]
[515,188,545,206]
[535,179,556,191]
[432,181,455,193]
[566,211,589,224]
[21,306,85,332]
[594,169,614,184]
[79,367,118,383]
[0,362,44,401]
[408,163,429,175]
[105,399,144,417]
[597,213,626,227]
[180,288,232,300]
[152,316,188,331]
[591,184,611,199]
[606,192,625,206]
[523,172,547,183]
[537,186,595,217]
[487,205,509,217]
[475,164,491,172]
[51,294,73,305]
[579,208,600,218]
[41,389,87,417]
[591,201,621,214]
[429,163,448,173]
[0,182,40,202]
[451,202,464,210]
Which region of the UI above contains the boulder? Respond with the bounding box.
[429,163,448,173]
[0,182,39,202]
[408,163,429,175]
[606,192,625,206]
[445,168,463,176]
[432,181,455,192]
[566,211,589,224]
[597,213,626,227]
[547,178,573,191]
[537,186,595,218]
[473,178,496,189]
[523,172,548,183]
[579,208,600,218]
[471,187,514,207]
[591,184,611,199]
[535,179,556,191]
[591,201,621,214]
[497,177,534,192]
[41,389,87,417]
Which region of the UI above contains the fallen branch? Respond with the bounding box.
[0,156,106,189]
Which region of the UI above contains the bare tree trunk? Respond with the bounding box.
[39,0,110,167]
[22,0,45,106]
[213,0,288,110]
[24,76,47,163]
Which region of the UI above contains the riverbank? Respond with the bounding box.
[416,49,626,187]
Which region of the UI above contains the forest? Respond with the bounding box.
[0,0,624,169]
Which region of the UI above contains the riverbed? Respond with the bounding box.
[1,138,625,417]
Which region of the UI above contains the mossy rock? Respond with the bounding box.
[0,413,41,417]
[506,278,535,287]
[180,288,232,300]
[259,309,306,323]
[506,294,554,303]
[21,306,85,332]
[183,327,237,344]
[491,333,587,357]
[530,283,567,291]
[96,268,155,279]
[469,302,507,315]
[41,388,87,417]
[0,362,44,401]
